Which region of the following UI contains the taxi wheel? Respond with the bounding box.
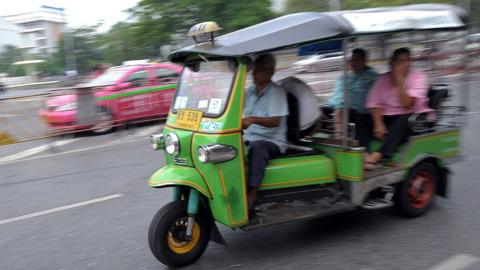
[91,107,114,135]
[148,200,210,268]
[395,162,437,218]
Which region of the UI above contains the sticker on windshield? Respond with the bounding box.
[173,96,182,109]
[179,96,188,109]
[198,99,209,109]
[208,98,223,114]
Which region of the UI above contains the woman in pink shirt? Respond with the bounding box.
[364,48,430,169]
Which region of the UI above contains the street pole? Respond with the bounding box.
[62,8,77,76]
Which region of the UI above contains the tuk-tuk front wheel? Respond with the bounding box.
[148,200,211,268]
[395,162,437,218]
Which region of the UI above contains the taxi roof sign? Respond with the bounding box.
[187,21,222,37]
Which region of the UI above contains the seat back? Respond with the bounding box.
[279,77,321,142]
[287,92,301,142]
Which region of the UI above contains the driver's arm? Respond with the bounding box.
[243,116,280,129]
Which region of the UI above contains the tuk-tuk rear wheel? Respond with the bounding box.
[148,200,210,268]
[395,162,437,218]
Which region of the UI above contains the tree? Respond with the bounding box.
[286,0,328,13]
[286,0,458,12]
[0,45,27,76]
[127,0,274,59]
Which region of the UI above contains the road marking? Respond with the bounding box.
[0,136,147,166]
[307,80,335,85]
[429,254,480,270]
[0,113,19,117]
[0,194,123,225]
[0,138,81,163]
[133,125,163,138]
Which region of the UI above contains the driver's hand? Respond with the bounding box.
[242,117,255,129]
[373,123,388,140]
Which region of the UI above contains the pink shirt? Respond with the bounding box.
[366,70,431,115]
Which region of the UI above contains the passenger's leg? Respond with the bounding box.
[353,111,373,152]
[247,140,281,208]
[378,114,411,159]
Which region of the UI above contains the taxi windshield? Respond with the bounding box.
[87,68,128,87]
[172,60,236,117]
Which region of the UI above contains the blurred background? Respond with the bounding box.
[0,0,479,144]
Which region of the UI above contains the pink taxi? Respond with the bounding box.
[39,63,182,134]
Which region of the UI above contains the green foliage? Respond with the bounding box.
[286,0,328,13]
[37,0,273,75]
[128,0,273,58]
[342,0,456,9]
[286,0,457,12]
[0,46,26,76]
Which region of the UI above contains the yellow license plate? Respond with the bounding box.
[176,110,203,131]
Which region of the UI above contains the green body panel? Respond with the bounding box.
[148,165,211,199]
[166,61,246,133]
[191,132,248,227]
[333,150,364,181]
[163,126,194,167]
[401,129,460,167]
[316,145,364,181]
[259,155,336,190]
[96,84,177,101]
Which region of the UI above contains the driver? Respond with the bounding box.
[243,54,289,210]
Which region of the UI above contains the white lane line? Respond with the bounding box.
[307,80,335,85]
[0,138,81,163]
[0,113,19,117]
[0,194,123,225]
[429,254,480,270]
[133,125,163,138]
[0,136,147,166]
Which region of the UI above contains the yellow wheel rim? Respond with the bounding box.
[167,220,201,254]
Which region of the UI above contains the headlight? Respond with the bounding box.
[150,134,165,150]
[55,102,77,111]
[198,147,208,163]
[165,133,180,156]
[197,144,237,163]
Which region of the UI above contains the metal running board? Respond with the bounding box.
[361,186,395,210]
[243,199,355,231]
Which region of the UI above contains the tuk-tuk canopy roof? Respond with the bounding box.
[169,4,467,62]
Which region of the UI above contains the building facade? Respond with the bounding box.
[3,6,65,57]
[0,17,25,52]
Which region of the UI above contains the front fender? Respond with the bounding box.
[148,165,212,199]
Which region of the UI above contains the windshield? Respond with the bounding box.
[172,60,236,117]
[87,69,128,87]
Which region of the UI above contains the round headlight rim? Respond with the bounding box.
[165,132,180,156]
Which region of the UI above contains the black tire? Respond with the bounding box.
[90,106,114,135]
[395,162,438,218]
[148,200,211,268]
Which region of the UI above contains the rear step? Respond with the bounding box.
[361,186,395,210]
[243,198,355,231]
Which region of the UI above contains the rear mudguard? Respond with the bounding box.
[148,165,212,199]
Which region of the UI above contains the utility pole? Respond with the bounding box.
[329,0,341,11]
[61,8,77,76]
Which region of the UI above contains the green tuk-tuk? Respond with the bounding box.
[147,4,468,267]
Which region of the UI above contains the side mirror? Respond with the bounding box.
[116,82,132,90]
